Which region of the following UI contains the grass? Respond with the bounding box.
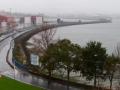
[0,76,44,90]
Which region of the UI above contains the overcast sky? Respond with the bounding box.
[0,0,120,15]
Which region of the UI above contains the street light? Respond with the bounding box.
[11,40,16,79]
[14,59,16,79]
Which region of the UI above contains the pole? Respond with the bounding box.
[14,60,15,79]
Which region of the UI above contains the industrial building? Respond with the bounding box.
[0,15,16,28]
[19,15,43,26]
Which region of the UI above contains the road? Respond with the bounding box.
[0,37,12,72]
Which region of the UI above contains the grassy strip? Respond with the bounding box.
[0,76,45,90]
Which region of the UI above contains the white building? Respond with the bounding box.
[24,16,31,27]
[1,21,7,27]
[36,16,43,25]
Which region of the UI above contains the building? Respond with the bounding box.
[31,16,43,25]
[0,15,8,27]
[0,15,16,28]
[36,16,43,25]
[31,16,36,25]
[22,15,43,26]
[7,16,17,28]
[24,16,31,27]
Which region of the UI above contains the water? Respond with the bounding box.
[54,19,120,54]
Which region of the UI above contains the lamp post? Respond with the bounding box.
[11,39,16,80]
[0,71,2,77]
[94,54,98,87]
[95,54,103,89]
[14,59,16,79]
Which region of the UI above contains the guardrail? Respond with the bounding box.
[12,58,28,71]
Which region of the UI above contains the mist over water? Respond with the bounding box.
[54,19,120,54]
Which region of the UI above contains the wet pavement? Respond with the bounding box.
[0,37,13,72]
[3,69,85,90]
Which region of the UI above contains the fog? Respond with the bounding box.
[0,0,120,15]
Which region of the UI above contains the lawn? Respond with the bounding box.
[0,76,44,90]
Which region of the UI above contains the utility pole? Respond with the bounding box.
[13,53,15,80]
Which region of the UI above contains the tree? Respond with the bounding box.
[104,55,119,89]
[32,28,56,55]
[40,43,59,77]
[13,44,27,64]
[40,39,82,86]
[81,41,107,87]
[40,43,61,88]
[55,39,81,82]
[104,43,120,90]
[73,44,83,75]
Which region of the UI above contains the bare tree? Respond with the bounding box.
[114,43,120,58]
[110,43,120,89]
[32,28,56,55]
[115,44,120,88]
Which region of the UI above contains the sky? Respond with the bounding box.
[0,0,120,15]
